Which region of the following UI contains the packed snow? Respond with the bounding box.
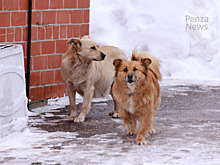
[90,0,220,80]
[1,85,220,164]
[0,124,219,164]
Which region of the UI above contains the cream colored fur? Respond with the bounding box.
[61,36,126,122]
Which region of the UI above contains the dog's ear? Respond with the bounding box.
[141,58,151,74]
[67,38,82,50]
[141,58,151,67]
[113,59,123,68]
[113,59,123,76]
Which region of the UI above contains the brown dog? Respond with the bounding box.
[61,36,126,122]
[112,50,161,145]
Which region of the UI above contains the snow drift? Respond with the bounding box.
[90,0,220,80]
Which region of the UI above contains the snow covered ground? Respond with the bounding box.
[0,85,220,164]
[0,123,219,165]
[90,0,220,80]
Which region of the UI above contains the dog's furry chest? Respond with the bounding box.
[73,81,110,98]
[114,85,153,115]
[121,94,150,114]
[70,64,90,82]
[127,96,134,114]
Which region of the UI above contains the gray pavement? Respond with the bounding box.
[1,85,220,164]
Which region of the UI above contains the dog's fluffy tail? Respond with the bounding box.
[132,49,162,81]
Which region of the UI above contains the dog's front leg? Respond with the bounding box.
[109,97,120,118]
[67,85,77,121]
[120,108,136,135]
[74,86,95,123]
[109,82,120,118]
[136,113,154,145]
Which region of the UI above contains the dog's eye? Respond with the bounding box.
[123,68,128,72]
[91,46,96,50]
[133,67,138,71]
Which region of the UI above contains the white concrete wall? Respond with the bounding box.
[0,44,27,137]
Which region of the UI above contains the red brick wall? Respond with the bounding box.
[0,0,90,101]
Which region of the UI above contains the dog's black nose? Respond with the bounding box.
[127,74,133,79]
[101,52,106,60]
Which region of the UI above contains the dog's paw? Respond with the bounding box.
[109,111,120,118]
[127,130,135,136]
[136,138,146,145]
[68,115,77,121]
[136,134,147,145]
[74,113,86,123]
[149,128,156,135]
[74,116,85,123]
[109,111,114,116]
[112,112,120,118]
[145,127,155,136]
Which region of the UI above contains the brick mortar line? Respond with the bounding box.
[55,9,57,27]
[18,0,21,10]
[9,12,11,26]
[4,42,23,46]
[21,24,24,41]
[29,52,63,57]
[4,37,79,43]
[30,82,65,88]
[30,36,84,41]
[0,23,89,29]
[0,26,28,29]
[0,10,29,13]
[30,67,63,72]
[0,8,89,13]
[58,21,61,39]
[32,23,89,26]
[49,0,51,11]
[76,0,78,8]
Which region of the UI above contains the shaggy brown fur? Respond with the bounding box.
[112,51,161,145]
[61,36,126,122]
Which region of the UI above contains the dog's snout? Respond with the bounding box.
[128,74,133,79]
[101,52,106,60]
[126,73,136,84]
